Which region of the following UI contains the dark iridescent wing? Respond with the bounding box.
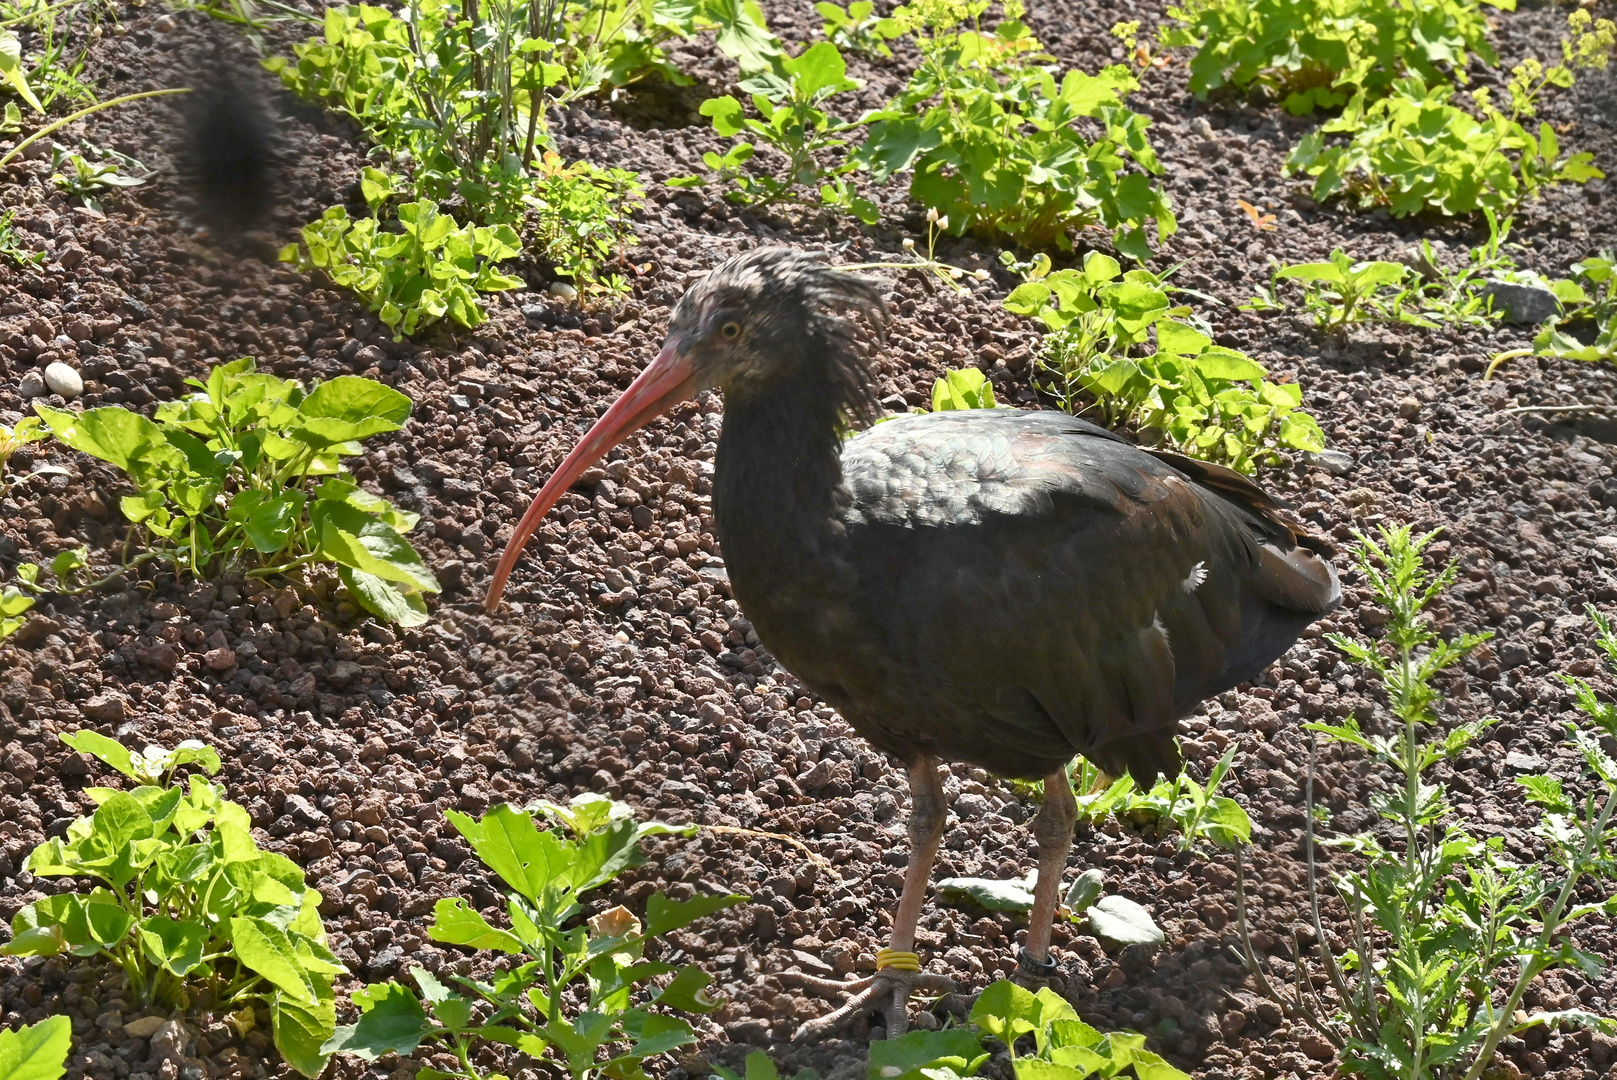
[836,410,1338,781]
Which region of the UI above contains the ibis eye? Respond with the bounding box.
[720,320,742,340]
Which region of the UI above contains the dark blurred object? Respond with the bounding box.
[183,74,279,234]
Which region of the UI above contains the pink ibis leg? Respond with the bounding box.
[790,756,956,1041]
[1014,767,1078,987]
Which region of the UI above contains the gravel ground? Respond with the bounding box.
[4,1,1617,1079]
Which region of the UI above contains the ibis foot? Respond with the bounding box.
[785,967,958,1042]
[1010,947,1060,991]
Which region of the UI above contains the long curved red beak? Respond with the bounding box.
[484,341,697,611]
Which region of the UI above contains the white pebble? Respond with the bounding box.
[547,280,578,300]
[18,370,45,398]
[43,362,83,398]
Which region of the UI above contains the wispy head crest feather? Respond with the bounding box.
[675,247,889,427]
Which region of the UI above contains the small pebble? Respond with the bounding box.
[44,361,83,398]
[1398,396,1421,420]
[18,370,45,398]
[1304,448,1355,476]
[547,280,578,300]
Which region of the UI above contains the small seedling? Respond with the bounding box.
[814,0,896,57]
[49,140,150,212]
[0,208,44,266]
[1262,249,1433,333]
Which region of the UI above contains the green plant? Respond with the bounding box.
[1285,13,1615,219]
[0,209,42,267]
[326,794,744,1080]
[32,357,440,624]
[0,1014,71,1080]
[1236,526,1617,1080]
[855,0,1174,256]
[670,40,874,219]
[1511,251,1617,367]
[1159,0,1513,115]
[525,152,643,293]
[0,571,32,644]
[814,0,895,57]
[1004,251,1325,473]
[929,366,998,411]
[283,171,525,337]
[1255,249,1433,333]
[49,140,150,212]
[0,415,45,490]
[0,733,343,1077]
[886,982,1192,1079]
[0,0,105,113]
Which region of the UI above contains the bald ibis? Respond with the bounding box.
[485,247,1340,1039]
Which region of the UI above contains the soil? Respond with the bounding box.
[3,1,1617,1080]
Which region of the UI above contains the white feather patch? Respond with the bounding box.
[1181,561,1208,593]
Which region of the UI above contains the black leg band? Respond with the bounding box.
[1017,947,1058,978]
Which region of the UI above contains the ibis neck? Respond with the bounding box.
[712,365,851,563]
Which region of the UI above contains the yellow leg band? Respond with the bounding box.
[876,948,922,972]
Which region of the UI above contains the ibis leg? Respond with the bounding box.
[1016,767,1077,986]
[791,756,956,1041]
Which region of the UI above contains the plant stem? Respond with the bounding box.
[0,88,192,170]
[1460,788,1617,1080]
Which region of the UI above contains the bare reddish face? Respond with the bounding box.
[483,342,696,611]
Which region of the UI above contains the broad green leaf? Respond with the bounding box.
[1275,261,1344,283]
[294,377,410,446]
[338,566,431,627]
[33,405,186,483]
[139,916,209,976]
[935,875,1034,913]
[231,916,318,1004]
[1086,895,1164,946]
[1192,348,1267,382]
[653,964,722,1013]
[868,1027,987,1079]
[644,892,746,936]
[322,981,430,1059]
[427,898,526,954]
[1064,868,1105,914]
[1155,320,1211,356]
[0,1015,70,1080]
[311,499,439,593]
[446,804,571,905]
[271,978,337,1079]
[59,731,137,781]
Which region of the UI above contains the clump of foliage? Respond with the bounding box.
[681,0,1175,256]
[1248,249,1432,333]
[881,982,1192,1079]
[48,140,150,213]
[266,0,661,311]
[856,0,1174,256]
[1159,0,1514,115]
[1284,12,1615,219]
[281,169,525,339]
[814,0,896,57]
[1,733,343,1078]
[0,1014,70,1080]
[1004,251,1325,472]
[669,40,873,218]
[1236,526,1617,1080]
[327,794,744,1080]
[0,208,44,267]
[1524,250,1616,364]
[33,358,439,625]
